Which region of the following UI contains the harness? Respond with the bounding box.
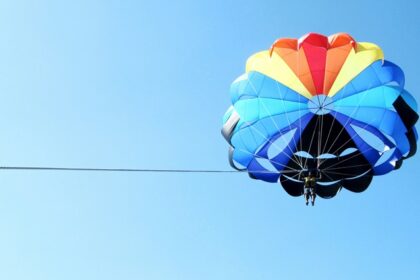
[304,176,317,188]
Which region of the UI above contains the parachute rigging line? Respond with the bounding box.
[0,166,298,174]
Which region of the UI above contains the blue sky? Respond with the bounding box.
[0,0,419,279]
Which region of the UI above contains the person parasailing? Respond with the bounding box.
[299,169,322,206]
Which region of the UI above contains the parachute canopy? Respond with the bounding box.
[222,33,418,198]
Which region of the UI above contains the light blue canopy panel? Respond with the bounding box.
[230,71,310,104]
[333,60,405,100]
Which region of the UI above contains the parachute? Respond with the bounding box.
[222,33,418,199]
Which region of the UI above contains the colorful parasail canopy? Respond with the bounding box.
[222,33,418,199]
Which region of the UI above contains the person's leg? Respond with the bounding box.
[311,188,316,206]
[304,188,309,205]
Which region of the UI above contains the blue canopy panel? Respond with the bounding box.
[232,98,308,131]
[246,123,308,182]
[229,71,310,104]
[333,109,408,175]
[229,112,312,170]
[333,60,405,100]
[230,113,313,182]
[231,109,312,149]
[331,83,414,157]
[333,85,403,110]
[332,84,418,157]
[332,107,410,155]
[401,90,418,111]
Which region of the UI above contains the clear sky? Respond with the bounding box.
[0,0,419,279]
